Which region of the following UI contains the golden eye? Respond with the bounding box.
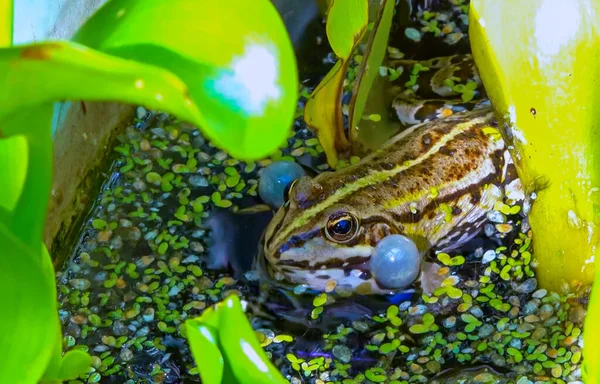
[325,212,359,243]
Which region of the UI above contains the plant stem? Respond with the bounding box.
[469,0,600,292]
[0,0,13,47]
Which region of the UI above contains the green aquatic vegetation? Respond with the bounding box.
[304,0,369,166]
[409,313,438,334]
[0,0,298,382]
[305,0,398,165]
[185,295,287,384]
[347,0,395,147]
[54,111,319,382]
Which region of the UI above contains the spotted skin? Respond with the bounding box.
[261,106,523,295]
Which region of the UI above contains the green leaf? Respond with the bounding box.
[92,219,107,230]
[0,2,299,382]
[461,89,475,102]
[409,324,430,334]
[348,0,395,133]
[461,314,477,324]
[471,3,600,378]
[0,135,27,219]
[326,0,369,58]
[0,223,58,383]
[304,60,350,167]
[185,295,288,384]
[470,0,600,289]
[422,313,435,326]
[57,350,92,379]
[0,0,12,47]
[41,338,92,383]
[507,347,523,363]
[71,0,298,160]
[469,0,600,291]
[0,105,54,250]
[304,0,369,166]
[2,1,297,161]
[465,80,478,90]
[452,84,466,93]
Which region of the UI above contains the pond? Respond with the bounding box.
[53,1,587,383]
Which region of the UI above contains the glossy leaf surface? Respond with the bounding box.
[326,0,369,59]
[0,220,58,384]
[40,326,92,383]
[0,0,299,382]
[71,0,298,160]
[470,0,600,289]
[1,0,11,47]
[304,60,350,167]
[0,104,66,383]
[469,1,600,379]
[185,295,288,384]
[304,0,368,166]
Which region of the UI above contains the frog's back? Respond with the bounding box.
[306,106,518,252]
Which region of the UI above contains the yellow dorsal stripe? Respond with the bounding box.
[274,112,494,244]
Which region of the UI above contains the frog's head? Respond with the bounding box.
[260,174,422,295]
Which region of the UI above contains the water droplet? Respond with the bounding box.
[332,345,352,363]
[487,210,505,223]
[514,278,537,294]
[258,161,306,209]
[482,250,496,263]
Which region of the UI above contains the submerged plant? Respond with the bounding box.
[303,0,397,166]
[0,0,297,382]
[303,0,369,167]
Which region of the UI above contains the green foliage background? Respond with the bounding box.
[0,0,296,382]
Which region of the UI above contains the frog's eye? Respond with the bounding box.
[325,212,359,243]
[283,179,298,203]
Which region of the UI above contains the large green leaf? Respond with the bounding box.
[0,1,299,382]
[326,0,369,59]
[469,0,600,289]
[71,0,298,160]
[0,104,65,383]
[185,295,288,384]
[40,331,92,384]
[469,1,600,379]
[0,105,54,247]
[0,221,58,383]
[0,134,27,219]
[1,0,11,47]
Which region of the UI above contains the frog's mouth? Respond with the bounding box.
[258,232,373,282]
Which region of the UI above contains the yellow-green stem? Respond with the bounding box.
[0,0,12,47]
[469,0,600,292]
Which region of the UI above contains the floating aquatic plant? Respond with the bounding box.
[0,0,298,381]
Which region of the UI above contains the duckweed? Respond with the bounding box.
[53,2,588,383]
